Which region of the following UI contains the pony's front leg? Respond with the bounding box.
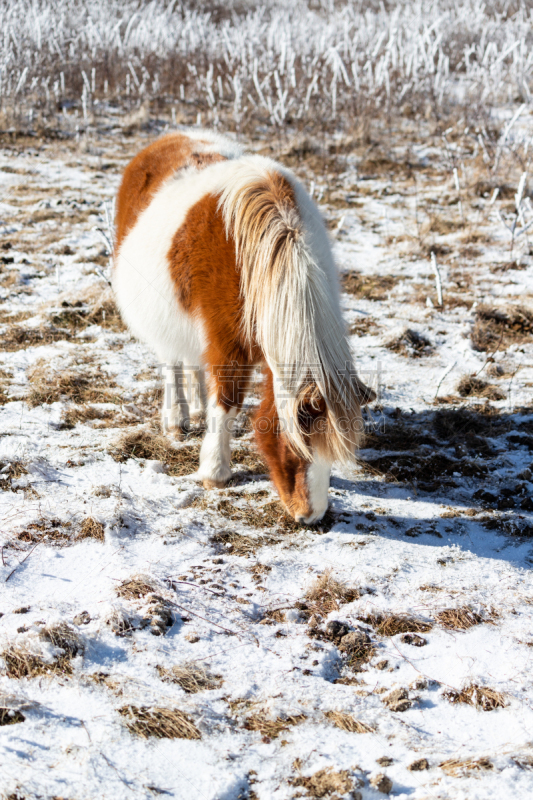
[197,401,237,489]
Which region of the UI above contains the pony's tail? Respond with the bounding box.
[220,158,375,462]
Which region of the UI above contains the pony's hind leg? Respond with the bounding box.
[197,401,237,489]
[161,363,190,433]
[182,365,207,426]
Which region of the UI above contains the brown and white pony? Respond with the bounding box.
[113,130,374,524]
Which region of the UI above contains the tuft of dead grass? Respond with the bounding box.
[1,324,84,352]
[16,518,71,545]
[358,613,432,636]
[50,287,126,332]
[471,305,533,352]
[61,404,115,429]
[118,705,201,739]
[439,756,493,776]
[40,622,83,658]
[324,710,374,733]
[209,528,282,557]
[109,430,199,476]
[456,374,505,401]
[2,636,76,679]
[230,445,267,474]
[341,270,400,301]
[78,517,105,542]
[386,328,433,358]
[27,361,118,407]
[290,767,354,798]
[156,663,222,693]
[0,708,26,726]
[244,712,306,739]
[305,570,360,616]
[443,683,506,711]
[210,498,302,533]
[116,575,157,600]
[435,606,484,630]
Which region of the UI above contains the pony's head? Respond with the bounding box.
[254,370,374,524]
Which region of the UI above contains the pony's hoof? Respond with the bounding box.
[202,478,228,490]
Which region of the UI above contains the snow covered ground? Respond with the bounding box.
[1,119,533,800]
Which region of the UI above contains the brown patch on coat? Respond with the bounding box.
[114,134,226,253]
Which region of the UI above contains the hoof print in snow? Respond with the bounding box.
[383,687,411,712]
[370,773,393,794]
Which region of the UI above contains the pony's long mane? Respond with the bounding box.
[219,156,374,463]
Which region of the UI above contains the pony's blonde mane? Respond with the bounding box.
[219,156,374,463]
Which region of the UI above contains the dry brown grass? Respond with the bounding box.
[324,710,374,733]
[2,324,83,352]
[435,606,484,630]
[209,528,282,558]
[16,518,71,545]
[439,756,493,776]
[341,270,400,301]
[118,705,201,739]
[210,497,302,533]
[109,430,199,476]
[77,517,105,542]
[27,361,118,407]
[61,404,115,429]
[443,683,506,711]
[50,287,126,333]
[471,305,533,352]
[358,612,432,636]
[1,627,80,679]
[230,445,267,474]
[349,317,379,335]
[40,622,83,657]
[156,663,223,693]
[456,374,505,401]
[386,328,433,358]
[0,461,28,492]
[305,571,360,616]
[244,712,306,739]
[116,575,157,600]
[0,708,25,726]
[290,767,354,798]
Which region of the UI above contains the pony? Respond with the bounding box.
[113,129,375,524]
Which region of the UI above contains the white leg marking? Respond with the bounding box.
[196,403,238,488]
[302,458,331,524]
